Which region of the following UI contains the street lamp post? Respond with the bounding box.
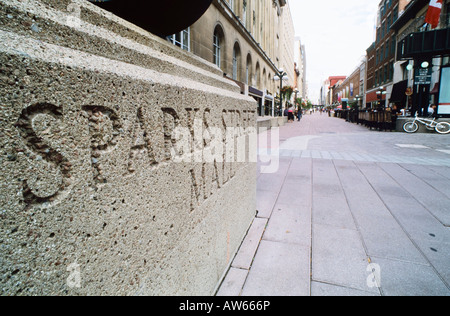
[376,86,387,131]
[274,68,288,117]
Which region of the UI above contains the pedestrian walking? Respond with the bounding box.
[288,106,295,123]
[297,108,302,121]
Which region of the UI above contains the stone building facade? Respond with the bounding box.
[170,0,296,116]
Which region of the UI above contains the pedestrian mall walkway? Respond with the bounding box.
[217,113,450,296]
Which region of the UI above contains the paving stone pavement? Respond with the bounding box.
[217,113,450,296]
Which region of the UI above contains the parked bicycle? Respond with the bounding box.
[403,114,450,134]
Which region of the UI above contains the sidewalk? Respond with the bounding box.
[217,114,450,296]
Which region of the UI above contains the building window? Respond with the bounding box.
[213,26,225,69]
[391,36,396,55]
[232,42,241,81]
[385,41,389,59]
[213,34,221,68]
[389,62,394,81]
[168,28,190,52]
[246,54,252,85]
[228,0,234,11]
[243,0,247,26]
[393,6,399,23]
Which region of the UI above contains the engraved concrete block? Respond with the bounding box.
[0,0,257,295]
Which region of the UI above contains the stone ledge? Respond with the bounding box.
[0,0,257,296]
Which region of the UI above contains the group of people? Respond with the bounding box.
[284,106,330,123]
[284,106,302,123]
[390,104,439,118]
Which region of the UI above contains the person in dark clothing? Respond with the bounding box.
[297,109,302,121]
[430,104,439,119]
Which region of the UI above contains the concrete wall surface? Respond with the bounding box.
[0,0,257,295]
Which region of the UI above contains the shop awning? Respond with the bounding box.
[390,80,408,103]
[249,86,263,98]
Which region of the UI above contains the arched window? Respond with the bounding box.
[213,25,225,70]
[232,42,241,81]
[255,62,261,89]
[262,68,267,90]
[246,54,252,86]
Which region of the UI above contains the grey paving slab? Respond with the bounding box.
[413,238,450,287]
[320,151,332,160]
[219,115,450,296]
[334,160,428,265]
[356,162,450,245]
[330,151,344,160]
[232,218,268,270]
[401,164,450,199]
[287,157,312,177]
[216,267,248,296]
[356,162,450,287]
[426,165,450,180]
[263,203,311,247]
[241,240,310,296]
[345,152,360,161]
[256,158,292,218]
[279,149,292,157]
[310,150,322,159]
[373,257,450,296]
[312,223,378,294]
[256,189,279,219]
[379,163,450,226]
[264,157,312,247]
[311,281,380,296]
[301,150,311,158]
[290,150,302,158]
[312,159,356,230]
[349,152,366,162]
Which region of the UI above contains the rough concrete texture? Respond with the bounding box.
[0,0,257,295]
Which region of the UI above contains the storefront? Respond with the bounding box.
[366,89,386,108]
[249,86,264,116]
[389,80,408,109]
[264,94,274,117]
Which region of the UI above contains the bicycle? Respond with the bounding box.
[403,114,450,134]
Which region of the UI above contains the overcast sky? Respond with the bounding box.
[289,0,381,103]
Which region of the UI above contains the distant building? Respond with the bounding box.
[334,62,367,109]
[324,76,347,106]
[294,37,307,101]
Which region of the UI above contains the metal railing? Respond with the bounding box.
[397,26,450,60]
